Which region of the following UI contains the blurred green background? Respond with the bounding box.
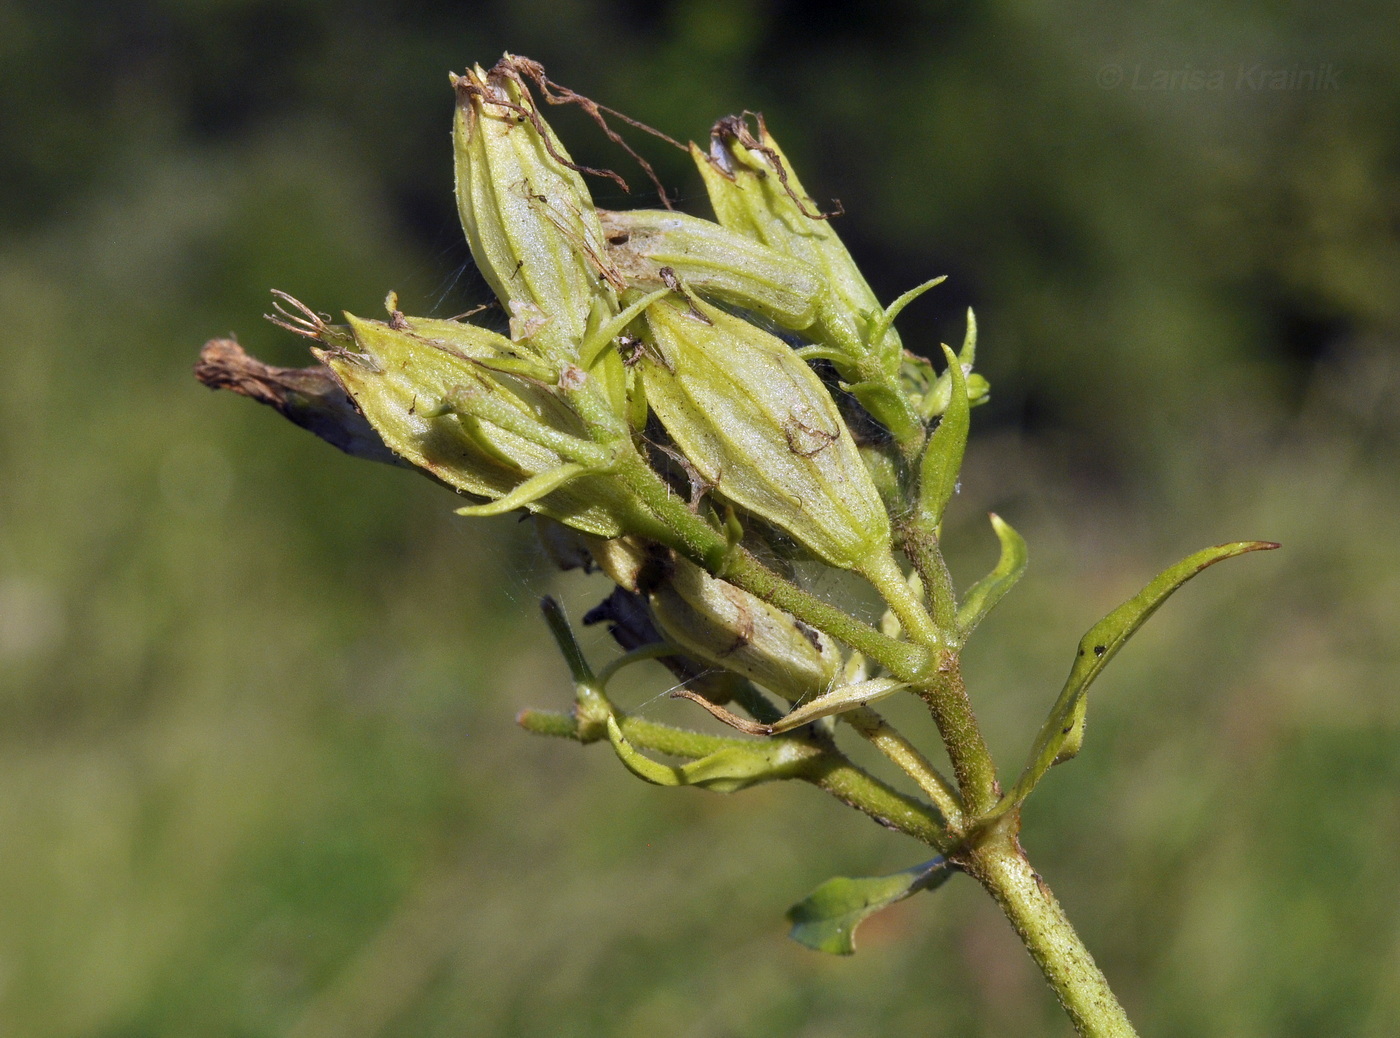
[1,1,1397,1035]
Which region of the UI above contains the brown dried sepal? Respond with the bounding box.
[194,338,405,467]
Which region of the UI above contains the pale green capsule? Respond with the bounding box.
[322,313,638,537]
[641,294,892,570]
[648,553,842,703]
[691,122,898,366]
[598,208,822,329]
[451,59,618,365]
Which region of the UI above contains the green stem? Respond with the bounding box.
[859,549,998,815]
[518,706,948,849]
[724,548,929,678]
[841,706,964,828]
[963,832,1139,1038]
[804,754,950,850]
[915,655,1000,815]
[901,522,959,633]
[859,548,945,650]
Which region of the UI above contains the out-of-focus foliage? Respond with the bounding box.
[1,2,1396,1036]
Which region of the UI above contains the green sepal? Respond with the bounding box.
[577,287,670,371]
[916,344,970,531]
[468,353,558,383]
[870,276,947,372]
[455,463,589,516]
[993,540,1280,817]
[605,716,811,792]
[955,513,1028,639]
[787,857,953,955]
[767,677,907,734]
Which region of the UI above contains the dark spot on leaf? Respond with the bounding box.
[783,413,837,457]
[1093,645,1106,656]
[793,620,823,652]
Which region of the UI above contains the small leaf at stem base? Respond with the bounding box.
[787,858,954,955]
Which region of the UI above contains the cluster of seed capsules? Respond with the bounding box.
[275,54,991,749]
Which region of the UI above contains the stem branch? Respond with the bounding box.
[841,706,964,829]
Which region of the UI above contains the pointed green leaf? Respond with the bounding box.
[767,677,907,734]
[916,344,970,530]
[787,858,953,955]
[454,463,589,517]
[956,513,1028,638]
[870,276,947,366]
[959,306,978,368]
[995,540,1280,816]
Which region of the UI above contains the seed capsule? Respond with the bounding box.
[452,57,619,365]
[321,312,649,538]
[598,208,822,329]
[641,294,892,570]
[648,553,842,702]
[692,118,898,366]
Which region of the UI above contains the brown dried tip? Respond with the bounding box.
[707,112,843,221]
[469,53,686,209]
[194,338,405,467]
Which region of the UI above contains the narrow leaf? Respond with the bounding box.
[995,540,1279,816]
[454,463,588,517]
[959,306,977,368]
[956,513,1028,638]
[787,858,953,955]
[915,345,970,530]
[870,275,947,361]
[768,678,907,734]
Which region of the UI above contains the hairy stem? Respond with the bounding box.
[860,548,946,650]
[963,831,1139,1038]
[915,655,1000,815]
